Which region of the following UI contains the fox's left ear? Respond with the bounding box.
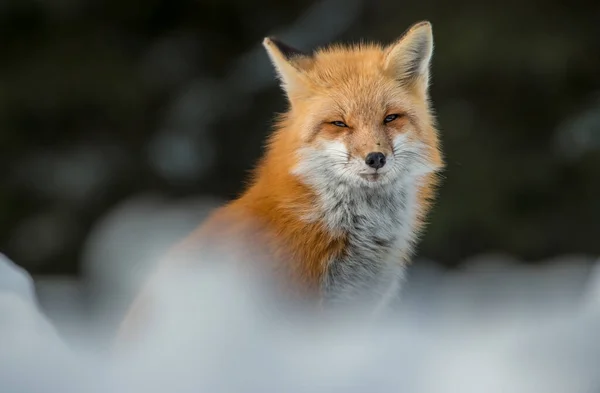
[384,21,434,90]
[263,37,313,100]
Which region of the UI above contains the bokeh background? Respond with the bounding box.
[1,2,600,391]
[1,0,599,278]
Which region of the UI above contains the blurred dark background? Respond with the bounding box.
[1,0,599,278]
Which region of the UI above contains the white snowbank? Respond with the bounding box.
[0,250,599,393]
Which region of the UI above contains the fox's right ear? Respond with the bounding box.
[263,37,312,99]
[385,21,434,91]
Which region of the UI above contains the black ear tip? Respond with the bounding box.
[265,37,307,60]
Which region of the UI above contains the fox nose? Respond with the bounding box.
[365,152,386,169]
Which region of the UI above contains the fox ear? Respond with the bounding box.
[263,37,312,99]
[385,21,434,89]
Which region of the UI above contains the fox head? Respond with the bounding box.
[263,21,443,189]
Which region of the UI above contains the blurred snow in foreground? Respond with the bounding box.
[1,197,599,393]
[0,249,599,393]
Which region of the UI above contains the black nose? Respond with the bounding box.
[365,152,386,169]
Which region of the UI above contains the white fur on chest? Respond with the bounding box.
[317,178,419,308]
[291,137,435,310]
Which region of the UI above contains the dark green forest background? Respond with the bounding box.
[1,0,599,277]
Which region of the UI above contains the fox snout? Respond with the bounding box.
[364,152,386,169]
[349,130,394,171]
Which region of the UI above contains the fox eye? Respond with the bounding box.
[331,121,348,128]
[384,114,400,124]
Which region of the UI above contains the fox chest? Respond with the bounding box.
[318,183,419,308]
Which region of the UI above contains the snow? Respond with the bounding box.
[0,251,599,393]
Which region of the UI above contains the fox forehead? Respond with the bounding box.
[297,46,422,117]
[306,47,399,92]
[305,45,388,84]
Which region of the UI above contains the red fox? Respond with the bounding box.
[117,21,444,340]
